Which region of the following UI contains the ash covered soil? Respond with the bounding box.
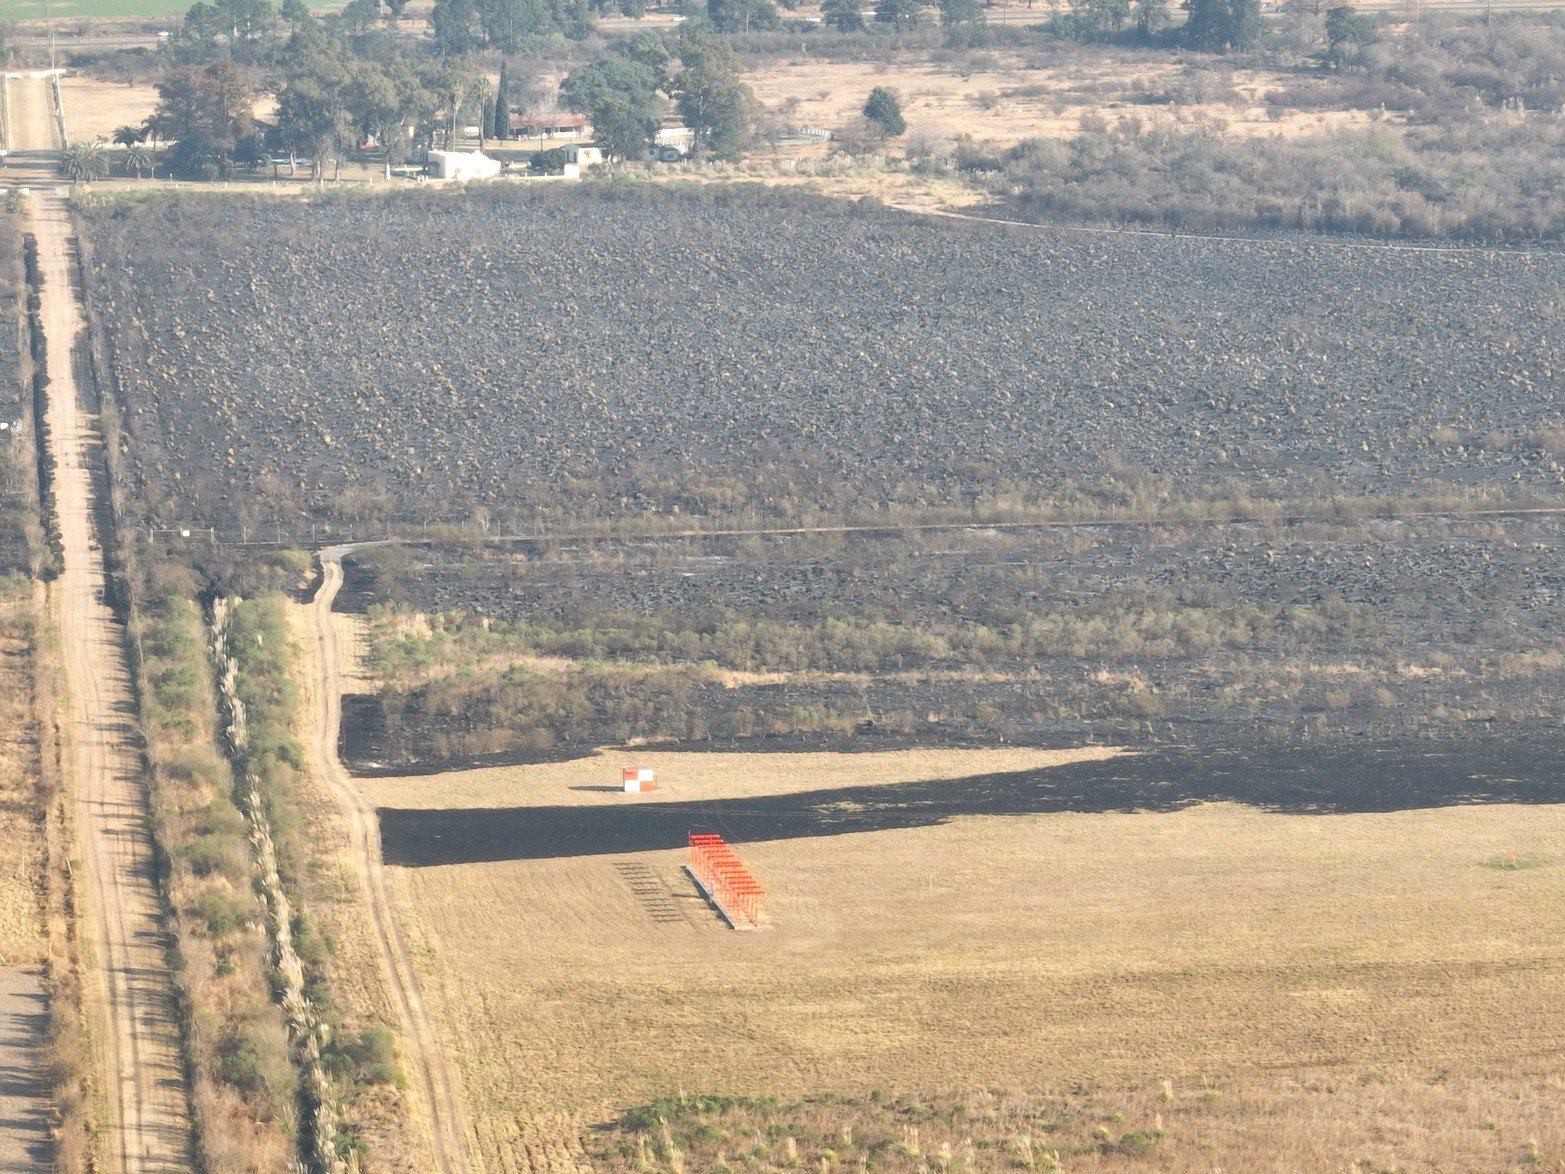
[79,184,1565,813]
[82,186,1565,532]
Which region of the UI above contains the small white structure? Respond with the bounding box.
[426,149,502,181]
[563,144,603,168]
[655,126,695,151]
[623,768,658,793]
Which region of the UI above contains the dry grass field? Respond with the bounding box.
[745,52,1383,150]
[60,77,159,146]
[358,744,1565,1171]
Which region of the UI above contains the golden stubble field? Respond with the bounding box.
[358,745,1565,1171]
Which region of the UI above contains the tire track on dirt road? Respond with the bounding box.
[309,548,474,1174]
[10,73,195,1173]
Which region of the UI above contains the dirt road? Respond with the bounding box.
[11,74,194,1172]
[310,549,474,1174]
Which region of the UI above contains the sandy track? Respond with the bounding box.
[0,969,52,1173]
[309,550,474,1174]
[11,75,194,1173]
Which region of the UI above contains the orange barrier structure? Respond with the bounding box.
[687,833,765,929]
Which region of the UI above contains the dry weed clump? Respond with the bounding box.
[128,569,298,1171]
[587,1076,1565,1171]
[221,593,412,1167]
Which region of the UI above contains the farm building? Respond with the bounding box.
[656,126,695,152]
[562,145,604,168]
[637,128,693,163]
[252,114,285,153]
[426,150,502,181]
[510,113,591,141]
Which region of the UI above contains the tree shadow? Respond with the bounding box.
[379,736,1565,867]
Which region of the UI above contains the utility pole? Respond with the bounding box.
[44,0,58,73]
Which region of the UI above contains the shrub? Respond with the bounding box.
[180,831,249,881]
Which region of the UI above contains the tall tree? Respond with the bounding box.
[153,59,258,156]
[478,0,565,48]
[874,0,930,30]
[1183,0,1259,50]
[339,0,383,33]
[217,0,280,61]
[707,0,779,32]
[626,30,670,77]
[940,0,986,34]
[862,85,906,136]
[1134,0,1170,39]
[493,60,511,140]
[1227,0,1261,49]
[822,0,865,30]
[560,55,663,159]
[671,29,756,161]
[1182,0,1225,48]
[431,0,479,54]
[346,59,421,175]
[1324,4,1376,65]
[274,36,356,178]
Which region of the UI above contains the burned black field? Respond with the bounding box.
[81,185,1565,535]
[79,184,1565,816]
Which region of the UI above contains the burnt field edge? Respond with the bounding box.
[377,738,1565,868]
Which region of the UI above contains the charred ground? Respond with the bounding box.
[81,185,1565,536]
[78,184,1565,815]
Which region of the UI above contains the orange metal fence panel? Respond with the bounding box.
[688,832,765,928]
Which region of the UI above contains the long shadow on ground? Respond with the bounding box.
[379,738,1565,867]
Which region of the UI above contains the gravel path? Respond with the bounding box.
[309,549,475,1174]
[13,74,194,1174]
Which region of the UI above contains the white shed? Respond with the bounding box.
[426,150,502,181]
[563,144,604,168]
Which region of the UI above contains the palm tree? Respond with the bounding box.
[112,124,145,147]
[60,142,111,184]
[124,143,154,179]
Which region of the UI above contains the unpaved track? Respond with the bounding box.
[310,549,473,1174]
[12,75,194,1173]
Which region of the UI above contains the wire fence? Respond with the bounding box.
[139,513,502,549]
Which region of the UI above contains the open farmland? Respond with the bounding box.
[356,747,1565,1171]
[81,186,1565,537]
[79,182,1565,1170]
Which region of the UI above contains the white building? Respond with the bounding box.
[426,150,502,181]
[562,144,604,168]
